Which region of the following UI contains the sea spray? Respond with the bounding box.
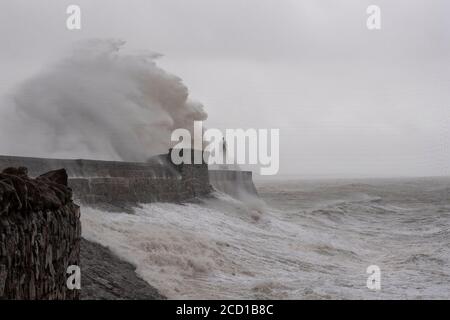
[0,39,207,160]
[81,179,450,299]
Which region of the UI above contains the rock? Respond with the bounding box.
[0,167,81,300]
[80,238,165,300]
[0,264,7,296]
[38,169,68,187]
[2,167,28,177]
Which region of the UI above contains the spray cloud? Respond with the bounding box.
[0,39,207,161]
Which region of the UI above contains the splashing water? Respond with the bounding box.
[0,39,207,161]
[81,178,450,299]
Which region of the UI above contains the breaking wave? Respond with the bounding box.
[81,178,450,299]
[0,39,207,161]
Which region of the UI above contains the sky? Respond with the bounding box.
[0,0,449,178]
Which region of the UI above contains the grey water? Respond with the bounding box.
[82,177,450,299]
[258,177,450,299]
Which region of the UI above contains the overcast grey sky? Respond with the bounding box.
[0,0,449,178]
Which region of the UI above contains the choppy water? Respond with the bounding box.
[81,177,450,299]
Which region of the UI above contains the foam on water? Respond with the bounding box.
[81,178,450,299]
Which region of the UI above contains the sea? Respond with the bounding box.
[81,177,450,299]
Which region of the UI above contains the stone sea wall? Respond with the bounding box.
[209,170,258,199]
[0,150,213,208]
[0,150,257,300]
[0,168,81,300]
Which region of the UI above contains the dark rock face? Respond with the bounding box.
[80,238,165,300]
[38,169,69,187]
[0,168,81,300]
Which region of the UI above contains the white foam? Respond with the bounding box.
[81,195,313,299]
[81,180,450,299]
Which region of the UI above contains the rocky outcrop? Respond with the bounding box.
[0,168,81,300]
[80,239,165,300]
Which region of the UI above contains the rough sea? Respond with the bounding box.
[82,177,450,299]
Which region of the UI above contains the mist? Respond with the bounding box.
[0,39,207,161]
[0,0,449,177]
